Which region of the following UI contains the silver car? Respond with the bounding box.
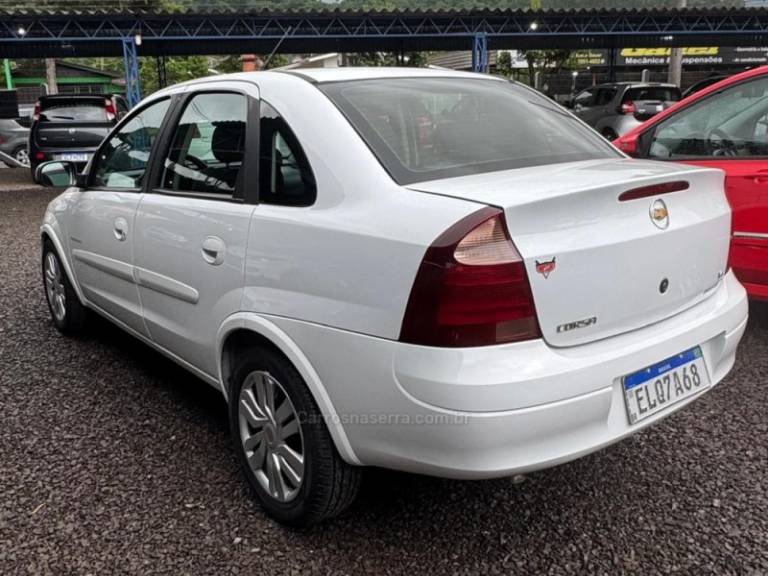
[571,82,681,140]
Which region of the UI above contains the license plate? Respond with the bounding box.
[622,347,710,425]
[55,153,90,162]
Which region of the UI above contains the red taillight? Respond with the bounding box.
[104,98,116,121]
[621,101,636,115]
[32,101,41,122]
[399,207,541,348]
[35,152,45,160]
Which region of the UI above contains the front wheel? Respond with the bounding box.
[229,347,361,527]
[42,242,88,334]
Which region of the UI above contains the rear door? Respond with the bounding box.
[645,74,768,299]
[133,84,257,378]
[68,97,172,335]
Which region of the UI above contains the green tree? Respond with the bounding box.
[496,51,513,78]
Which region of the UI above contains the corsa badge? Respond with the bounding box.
[535,257,556,279]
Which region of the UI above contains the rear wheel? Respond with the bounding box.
[12,146,29,167]
[229,346,361,527]
[42,242,87,334]
[601,128,619,141]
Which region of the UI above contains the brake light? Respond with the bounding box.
[104,98,116,121]
[621,101,636,115]
[32,101,41,122]
[618,180,690,201]
[35,152,45,160]
[399,207,541,347]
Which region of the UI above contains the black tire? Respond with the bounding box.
[229,346,361,527]
[42,241,88,335]
[602,128,619,141]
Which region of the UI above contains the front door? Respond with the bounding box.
[68,97,172,335]
[646,74,768,300]
[133,87,256,378]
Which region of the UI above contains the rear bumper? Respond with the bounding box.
[268,271,748,479]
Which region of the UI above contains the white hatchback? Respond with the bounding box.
[38,68,748,526]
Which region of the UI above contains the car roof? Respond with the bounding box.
[277,67,504,84]
[39,94,112,101]
[596,82,677,88]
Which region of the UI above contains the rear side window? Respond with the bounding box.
[623,87,681,103]
[40,100,108,123]
[321,78,619,185]
[258,102,316,206]
[160,92,247,197]
[595,88,617,106]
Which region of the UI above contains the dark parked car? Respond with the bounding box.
[0,118,30,166]
[570,82,681,140]
[681,75,729,99]
[29,94,128,180]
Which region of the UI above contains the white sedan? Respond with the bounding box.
[38,68,748,526]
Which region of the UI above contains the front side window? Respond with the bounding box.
[258,102,316,206]
[160,92,247,197]
[321,78,619,185]
[649,76,768,159]
[574,89,596,107]
[90,97,171,189]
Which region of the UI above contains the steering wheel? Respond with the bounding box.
[181,154,209,171]
[707,128,739,157]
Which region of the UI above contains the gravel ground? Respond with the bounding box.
[1,186,767,576]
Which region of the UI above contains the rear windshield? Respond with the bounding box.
[624,87,681,103]
[320,78,620,185]
[40,100,108,123]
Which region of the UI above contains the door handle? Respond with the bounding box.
[201,236,226,266]
[113,217,128,242]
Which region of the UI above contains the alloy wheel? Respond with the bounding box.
[14,148,29,166]
[238,370,305,503]
[44,252,66,322]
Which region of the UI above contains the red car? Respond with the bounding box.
[615,66,768,301]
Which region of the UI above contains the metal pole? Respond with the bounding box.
[3,59,12,89]
[122,37,142,108]
[472,33,488,73]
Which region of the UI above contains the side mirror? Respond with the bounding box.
[35,161,80,188]
[616,133,640,156]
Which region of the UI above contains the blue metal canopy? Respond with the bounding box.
[2,7,767,106]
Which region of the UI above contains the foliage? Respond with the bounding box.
[495,51,513,78]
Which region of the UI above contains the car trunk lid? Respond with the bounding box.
[407,158,731,347]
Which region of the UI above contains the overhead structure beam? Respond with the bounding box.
[0,8,767,58]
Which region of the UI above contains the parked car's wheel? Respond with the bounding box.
[230,346,361,527]
[42,242,88,334]
[602,128,619,141]
[12,146,29,167]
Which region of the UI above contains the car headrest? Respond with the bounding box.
[211,121,245,164]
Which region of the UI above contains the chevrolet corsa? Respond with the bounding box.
[37,69,748,526]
